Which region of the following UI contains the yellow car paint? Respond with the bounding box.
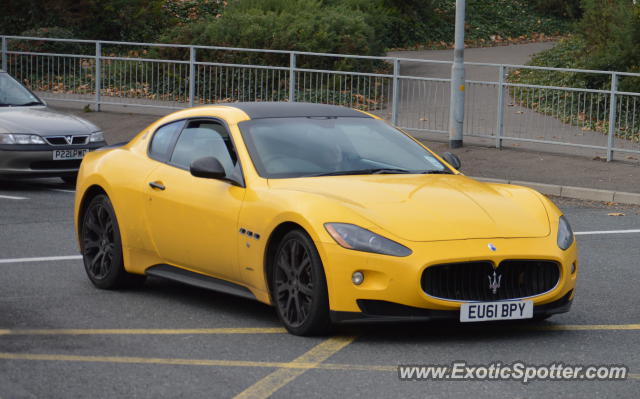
[75,104,577,317]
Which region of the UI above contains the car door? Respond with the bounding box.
[144,118,246,281]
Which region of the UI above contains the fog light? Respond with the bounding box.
[352,271,364,285]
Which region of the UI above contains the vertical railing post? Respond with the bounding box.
[391,58,400,126]
[189,46,196,107]
[495,64,506,149]
[289,52,296,102]
[607,73,618,162]
[95,41,101,111]
[2,37,8,72]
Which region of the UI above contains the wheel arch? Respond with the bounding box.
[76,184,108,247]
[263,221,330,305]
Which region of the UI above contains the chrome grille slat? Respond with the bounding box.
[421,260,561,302]
[45,135,89,146]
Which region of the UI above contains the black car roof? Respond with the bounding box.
[228,102,371,119]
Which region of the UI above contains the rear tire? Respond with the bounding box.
[270,229,331,336]
[81,194,145,289]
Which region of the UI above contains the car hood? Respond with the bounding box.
[268,174,550,242]
[0,107,98,135]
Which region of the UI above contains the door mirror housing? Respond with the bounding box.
[190,157,226,179]
[442,152,461,170]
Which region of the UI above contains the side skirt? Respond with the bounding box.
[145,264,256,301]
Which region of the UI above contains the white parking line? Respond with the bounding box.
[575,229,640,236]
[48,188,75,194]
[0,255,82,264]
[0,194,28,200]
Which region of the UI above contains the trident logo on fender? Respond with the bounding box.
[488,271,502,294]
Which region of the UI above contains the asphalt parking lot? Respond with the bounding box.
[1,178,639,398]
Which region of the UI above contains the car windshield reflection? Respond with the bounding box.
[238,117,450,179]
[0,73,44,107]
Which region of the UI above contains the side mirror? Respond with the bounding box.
[442,152,461,170]
[190,157,226,179]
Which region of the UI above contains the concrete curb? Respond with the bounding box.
[472,177,640,206]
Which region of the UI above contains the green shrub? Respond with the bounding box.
[324,0,437,48]
[532,0,582,19]
[159,2,382,70]
[164,0,226,24]
[424,0,573,44]
[1,0,173,42]
[15,27,85,54]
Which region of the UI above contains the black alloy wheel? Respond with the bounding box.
[81,194,145,289]
[272,230,330,336]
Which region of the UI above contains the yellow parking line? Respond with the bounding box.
[3,323,640,336]
[0,352,636,380]
[0,352,294,368]
[0,327,287,335]
[0,351,375,371]
[234,336,357,399]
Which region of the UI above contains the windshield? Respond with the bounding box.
[0,73,44,106]
[238,117,450,178]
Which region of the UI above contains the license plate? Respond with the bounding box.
[460,300,533,322]
[53,149,88,160]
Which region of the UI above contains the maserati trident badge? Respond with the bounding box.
[488,271,502,294]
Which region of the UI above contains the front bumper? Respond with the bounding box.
[331,290,574,323]
[320,235,578,318]
[0,142,105,178]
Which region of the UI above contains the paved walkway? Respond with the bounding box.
[388,43,640,159]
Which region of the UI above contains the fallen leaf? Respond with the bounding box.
[607,212,625,216]
[419,117,429,121]
[626,155,638,160]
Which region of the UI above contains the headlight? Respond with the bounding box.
[324,223,412,257]
[89,131,104,142]
[557,215,574,250]
[0,133,45,145]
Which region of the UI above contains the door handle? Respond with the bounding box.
[148,181,166,191]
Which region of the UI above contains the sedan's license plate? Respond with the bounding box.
[53,149,88,160]
[460,300,533,322]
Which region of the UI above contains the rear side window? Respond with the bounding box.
[149,121,184,161]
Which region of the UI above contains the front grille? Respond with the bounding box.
[30,160,82,170]
[45,135,88,145]
[421,260,560,301]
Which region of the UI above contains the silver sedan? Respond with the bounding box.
[0,70,106,183]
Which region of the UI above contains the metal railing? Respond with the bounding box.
[2,35,639,160]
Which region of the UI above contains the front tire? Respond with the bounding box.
[81,194,145,289]
[270,230,330,336]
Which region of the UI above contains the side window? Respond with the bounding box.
[149,120,184,161]
[169,120,238,175]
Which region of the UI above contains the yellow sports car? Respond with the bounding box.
[74,102,577,335]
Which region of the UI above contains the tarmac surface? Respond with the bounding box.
[1,178,639,398]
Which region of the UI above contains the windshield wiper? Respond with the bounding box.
[421,170,453,174]
[313,168,411,177]
[15,101,43,106]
